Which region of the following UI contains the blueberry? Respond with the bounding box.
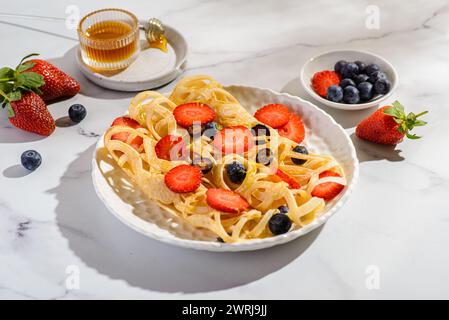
[192,157,213,174]
[226,161,246,184]
[278,205,289,214]
[365,64,380,76]
[374,78,391,94]
[251,124,270,137]
[354,61,366,73]
[202,122,221,140]
[334,60,347,74]
[368,71,387,84]
[256,148,273,165]
[21,150,42,171]
[326,85,343,102]
[340,78,356,88]
[340,62,359,79]
[343,86,360,104]
[292,145,308,165]
[354,74,369,85]
[268,214,292,235]
[357,82,374,101]
[68,104,86,123]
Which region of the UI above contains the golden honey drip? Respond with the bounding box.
[149,35,168,52]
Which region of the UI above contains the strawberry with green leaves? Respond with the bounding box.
[0,53,55,136]
[356,101,428,145]
[0,53,45,108]
[8,91,55,136]
[24,58,80,102]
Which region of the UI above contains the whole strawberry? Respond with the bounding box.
[356,101,428,145]
[1,53,56,136]
[9,92,55,136]
[24,59,80,102]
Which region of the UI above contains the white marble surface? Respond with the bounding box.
[0,0,448,299]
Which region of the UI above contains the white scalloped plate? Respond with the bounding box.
[92,85,359,251]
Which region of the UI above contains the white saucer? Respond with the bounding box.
[76,24,188,91]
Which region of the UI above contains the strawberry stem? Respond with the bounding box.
[415,111,429,118]
[0,88,10,103]
[16,53,39,68]
[383,100,428,140]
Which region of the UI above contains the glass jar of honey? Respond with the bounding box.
[78,8,140,71]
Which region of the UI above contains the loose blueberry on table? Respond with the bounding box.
[21,150,42,171]
[311,60,391,105]
[68,104,87,123]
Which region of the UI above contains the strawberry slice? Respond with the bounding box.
[311,171,344,201]
[277,114,305,143]
[213,126,254,154]
[276,169,300,189]
[254,104,291,128]
[155,135,187,161]
[311,70,340,97]
[111,116,143,150]
[173,102,216,128]
[206,188,249,214]
[164,165,202,193]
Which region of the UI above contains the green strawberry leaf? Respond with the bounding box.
[16,61,35,73]
[0,53,44,106]
[406,132,421,139]
[8,90,21,102]
[31,87,43,95]
[414,120,427,126]
[383,107,395,115]
[0,82,13,95]
[5,103,14,118]
[386,101,429,140]
[16,72,44,89]
[391,100,405,112]
[0,67,14,79]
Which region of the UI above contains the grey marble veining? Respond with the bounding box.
[0,0,448,299]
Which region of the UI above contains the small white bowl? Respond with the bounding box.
[300,50,398,110]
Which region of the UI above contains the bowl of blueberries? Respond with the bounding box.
[300,49,398,110]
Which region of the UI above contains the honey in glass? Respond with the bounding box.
[78,9,140,71]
